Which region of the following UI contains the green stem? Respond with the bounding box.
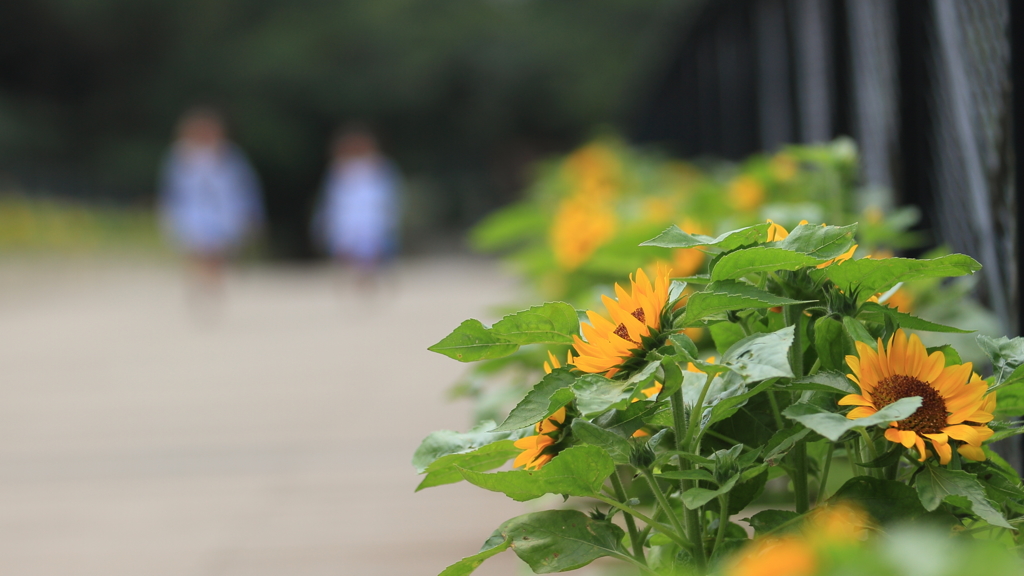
[611,469,646,565]
[884,448,902,481]
[594,495,692,552]
[767,391,786,430]
[642,470,688,547]
[683,374,715,450]
[706,429,751,449]
[950,449,962,471]
[610,467,643,561]
[856,429,879,461]
[670,390,707,571]
[784,303,810,514]
[791,443,810,514]
[815,443,835,506]
[713,492,731,557]
[845,441,861,476]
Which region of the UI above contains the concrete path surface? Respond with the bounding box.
[0,257,579,576]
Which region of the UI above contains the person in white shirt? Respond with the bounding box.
[315,125,400,283]
[158,107,263,292]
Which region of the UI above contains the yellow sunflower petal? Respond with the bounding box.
[904,333,928,376]
[889,330,907,376]
[884,428,903,444]
[942,424,982,445]
[846,406,878,420]
[930,438,953,465]
[846,355,862,380]
[916,350,946,384]
[958,444,986,462]
[923,432,949,444]
[931,362,973,397]
[899,430,918,448]
[838,394,873,406]
[875,336,892,379]
[914,436,928,462]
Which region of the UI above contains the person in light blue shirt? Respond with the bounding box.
[315,125,400,280]
[158,107,263,290]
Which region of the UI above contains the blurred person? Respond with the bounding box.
[158,107,264,297]
[314,124,400,288]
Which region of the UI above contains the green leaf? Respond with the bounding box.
[720,469,769,515]
[493,369,577,432]
[459,445,614,502]
[720,326,795,382]
[668,333,699,360]
[780,371,857,395]
[927,345,963,367]
[772,223,857,259]
[573,362,659,417]
[977,335,1024,389]
[782,396,923,441]
[842,316,876,349]
[994,382,1024,418]
[413,421,524,472]
[709,322,746,356]
[596,401,660,437]
[744,509,800,537]
[686,327,795,430]
[437,534,511,576]
[491,302,580,345]
[988,420,1024,442]
[858,302,972,334]
[497,510,629,573]
[417,440,522,490]
[915,465,1012,528]
[428,319,519,362]
[763,426,811,464]
[830,476,929,524]
[683,281,814,325]
[813,255,981,302]
[469,201,547,251]
[641,222,770,250]
[705,379,777,429]
[681,474,739,509]
[814,316,846,371]
[656,469,718,483]
[711,247,825,281]
[570,420,632,465]
[858,446,904,468]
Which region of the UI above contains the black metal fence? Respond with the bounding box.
[633,0,1019,335]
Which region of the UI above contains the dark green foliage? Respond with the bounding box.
[0,0,681,255]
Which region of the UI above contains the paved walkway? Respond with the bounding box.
[0,257,547,576]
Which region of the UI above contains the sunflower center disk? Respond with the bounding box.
[613,323,639,346]
[872,374,947,435]
[631,307,645,323]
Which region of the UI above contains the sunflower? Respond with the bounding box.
[726,537,817,576]
[513,406,567,470]
[572,264,672,377]
[728,175,765,211]
[839,329,995,464]
[550,195,617,270]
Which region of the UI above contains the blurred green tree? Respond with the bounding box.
[0,0,686,256]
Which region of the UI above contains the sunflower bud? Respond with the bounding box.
[630,441,656,470]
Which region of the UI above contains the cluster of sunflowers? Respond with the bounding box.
[457,137,998,427]
[416,219,1024,576]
